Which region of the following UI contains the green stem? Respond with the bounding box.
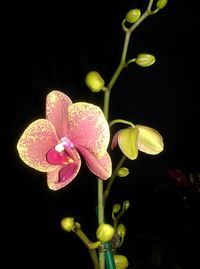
[109,119,135,128]
[104,155,127,204]
[103,0,155,121]
[75,228,100,269]
[98,179,105,268]
[98,2,156,269]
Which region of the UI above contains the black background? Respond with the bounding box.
[2,0,200,268]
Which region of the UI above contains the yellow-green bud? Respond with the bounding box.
[123,200,130,211]
[125,9,141,23]
[156,0,168,9]
[112,203,121,214]
[136,53,155,67]
[114,254,129,269]
[116,223,126,238]
[96,223,115,243]
[60,217,75,232]
[117,167,129,177]
[85,71,105,92]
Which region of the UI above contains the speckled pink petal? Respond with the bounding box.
[67,102,110,158]
[17,119,59,172]
[46,90,72,138]
[47,151,81,190]
[76,145,112,180]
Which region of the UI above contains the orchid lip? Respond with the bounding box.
[46,137,75,166]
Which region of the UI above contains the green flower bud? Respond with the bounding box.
[96,223,115,243]
[60,217,75,232]
[114,254,129,269]
[113,203,121,214]
[116,223,126,238]
[125,9,141,23]
[117,167,129,177]
[85,71,105,92]
[156,0,168,9]
[123,200,130,211]
[135,53,155,67]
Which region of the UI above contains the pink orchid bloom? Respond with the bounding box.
[17,90,112,190]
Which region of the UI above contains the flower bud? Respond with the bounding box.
[60,217,75,232]
[114,254,129,269]
[156,0,168,9]
[125,9,141,23]
[96,223,115,243]
[85,71,105,92]
[123,200,130,211]
[116,223,126,238]
[112,203,121,214]
[135,53,155,67]
[117,167,129,177]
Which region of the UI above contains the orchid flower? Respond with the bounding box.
[111,125,164,160]
[17,90,112,190]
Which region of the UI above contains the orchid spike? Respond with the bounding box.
[111,125,164,160]
[17,90,112,190]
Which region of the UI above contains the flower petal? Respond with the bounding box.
[136,124,164,154]
[46,90,72,138]
[67,102,110,158]
[17,119,59,172]
[47,147,81,190]
[47,161,80,191]
[118,127,139,160]
[111,131,120,150]
[77,145,112,180]
[46,148,72,165]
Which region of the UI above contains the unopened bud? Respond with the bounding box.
[156,0,168,9]
[96,223,115,243]
[60,217,75,232]
[85,71,105,92]
[112,203,121,214]
[135,53,155,67]
[125,9,141,23]
[114,254,129,269]
[116,223,126,238]
[123,200,130,211]
[118,167,129,177]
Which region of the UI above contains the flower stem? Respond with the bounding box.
[109,119,135,128]
[104,155,127,204]
[98,179,105,268]
[98,2,156,268]
[75,227,100,269]
[102,0,155,121]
